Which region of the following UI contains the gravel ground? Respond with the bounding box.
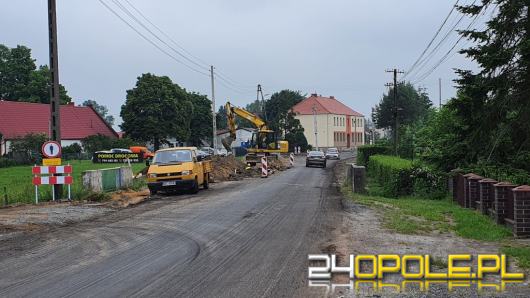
[316,158,530,297]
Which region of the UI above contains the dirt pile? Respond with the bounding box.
[269,155,289,171]
[210,156,260,182]
[109,189,150,208]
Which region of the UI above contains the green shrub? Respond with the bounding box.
[0,157,18,168]
[411,164,448,199]
[466,162,530,185]
[367,155,413,197]
[357,145,392,166]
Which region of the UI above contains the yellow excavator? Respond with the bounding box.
[221,102,288,165]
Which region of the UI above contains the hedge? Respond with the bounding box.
[356,145,392,166]
[368,154,448,199]
[368,155,413,197]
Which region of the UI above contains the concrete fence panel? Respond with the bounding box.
[83,167,133,193]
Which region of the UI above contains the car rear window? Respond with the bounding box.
[308,151,324,157]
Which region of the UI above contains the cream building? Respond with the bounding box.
[292,94,364,149]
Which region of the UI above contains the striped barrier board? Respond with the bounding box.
[289,153,294,167]
[261,156,268,178]
[32,165,73,174]
[32,164,74,203]
[33,176,73,186]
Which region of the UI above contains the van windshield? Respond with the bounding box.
[153,150,192,164]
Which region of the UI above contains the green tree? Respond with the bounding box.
[188,92,212,146]
[81,134,115,154]
[372,83,432,131]
[264,90,305,134]
[0,45,71,103]
[0,45,35,100]
[82,99,115,126]
[449,0,530,168]
[9,133,48,162]
[216,105,228,130]
[415,105,469,171]
[120,73,192,150]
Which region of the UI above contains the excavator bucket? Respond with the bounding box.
[221,136,234,151]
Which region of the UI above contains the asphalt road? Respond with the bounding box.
[0,155,347,297]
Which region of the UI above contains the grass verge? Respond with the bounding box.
[0,160,146,204]
[341,180,512,242]
[502,246,530,269]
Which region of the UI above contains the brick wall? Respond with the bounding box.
[478,178,497,215]
[468,175,483,209]
[492,182,517,225]
[513,185,530,238]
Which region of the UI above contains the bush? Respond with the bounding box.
[0,157,18,168]
[465,162,530,185]
[357,145,391,166]
[411,163,448,199]
[367,155,413,197]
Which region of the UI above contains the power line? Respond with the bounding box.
[412,4,489,84]
[404,0,460,79]
[100,0,257,95]
[121,0,211,69]
[406,0,480,81]
[98,0,210,77]
[110,0,209,71]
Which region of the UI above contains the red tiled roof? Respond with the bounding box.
[292,94,363,117]
[0,100,118,140]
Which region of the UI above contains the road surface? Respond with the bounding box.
[0,156,346,297]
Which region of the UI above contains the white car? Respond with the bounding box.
[325,148,340,160]
[215,148,229,156]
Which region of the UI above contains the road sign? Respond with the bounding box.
[43,158,62,166]
[42,141,62,158]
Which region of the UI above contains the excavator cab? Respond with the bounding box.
[249,130,280,151]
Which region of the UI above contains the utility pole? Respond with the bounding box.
[385,68,404,156]
[48,0,62,199]
[48,0,61,142]
[439,78,442,109]
[210,66,216,149]
[312,104,318,151]
[257,84,266,121]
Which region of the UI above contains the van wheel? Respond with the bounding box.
[191,177,199,194]
[203,173,209,189]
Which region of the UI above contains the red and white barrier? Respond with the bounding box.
[32,164,73,203]
[261,156,268,178]
[32,165,73,174]
[32,176,73,185]
[289,153,294,167]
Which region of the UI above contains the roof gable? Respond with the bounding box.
[292,94,363,117]
[0,100,118,140]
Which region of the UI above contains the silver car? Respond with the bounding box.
[325,148,340,160]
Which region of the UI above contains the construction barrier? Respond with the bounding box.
[289,153,294,167]
[82,167,133,193]
[261,156,268,178]
[32,165,73,203]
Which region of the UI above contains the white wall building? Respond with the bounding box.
[292,94,365,149]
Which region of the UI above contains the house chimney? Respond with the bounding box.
[330,96,335,99]
[311,93,318,97]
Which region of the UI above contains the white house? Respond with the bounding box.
[292,94,365,149]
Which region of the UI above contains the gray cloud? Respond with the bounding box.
[0,0,478,127]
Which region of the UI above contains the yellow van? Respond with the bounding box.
[147,147,212,195]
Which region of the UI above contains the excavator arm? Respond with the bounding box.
[221,102,268,151]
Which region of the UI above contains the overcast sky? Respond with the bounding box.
[1,0,481,129]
